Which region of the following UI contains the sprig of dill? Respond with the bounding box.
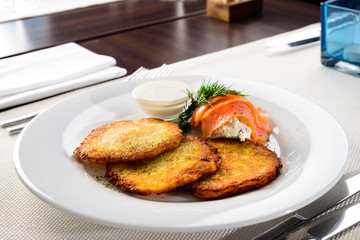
[176,80,244,134]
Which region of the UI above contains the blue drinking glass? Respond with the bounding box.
[321,0,360,76]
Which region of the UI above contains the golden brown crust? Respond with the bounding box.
[73,118,183,163]
[106,136,221,195]
[188,139,282,199]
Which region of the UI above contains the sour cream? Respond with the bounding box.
[132,80,190,120]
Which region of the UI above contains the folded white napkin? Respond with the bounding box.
[0,43,127,110]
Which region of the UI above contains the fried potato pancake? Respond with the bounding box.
[106,136,221,195]
[73,118,183,163]
[189,139,282,199]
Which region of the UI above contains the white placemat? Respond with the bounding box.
[1,23,360,239]
[0,0,124,23]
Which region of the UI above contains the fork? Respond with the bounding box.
[150,64,174,78]
[125,64,173,81]
[125,66,149,81]
[1,64,174,134]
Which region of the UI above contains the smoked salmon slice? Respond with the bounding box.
[190,95,240,128]
[190,95,272,143]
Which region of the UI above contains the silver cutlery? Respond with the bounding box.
[125,64,173,81]
[1,64,174,134]
[266,36,320,53]
[252,174,360,240]
[0,111,40,128]
[287,36,320,47]
[4,123,28,135]
[1,111,41,135]
[125,66,149,81]
[151,63,174,77]
[266,27,320,53]
[302,202,360,240]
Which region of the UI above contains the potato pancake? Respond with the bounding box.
[73,118,183,163]
[189,139,282,199]
[106,136,221,195]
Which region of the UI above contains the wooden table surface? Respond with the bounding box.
[0,0,320,74]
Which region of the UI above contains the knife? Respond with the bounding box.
[266,37,320,53]
[287,36,320,47]
[266,27,320,53]
[302,202,360,240]
[252,174,360,240]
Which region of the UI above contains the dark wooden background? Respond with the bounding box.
[0,0,320,74]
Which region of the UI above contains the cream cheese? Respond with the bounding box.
[210,118,251,141]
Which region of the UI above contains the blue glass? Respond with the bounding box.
[321,0,360,76]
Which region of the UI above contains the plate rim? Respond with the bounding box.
[13,75,349,232]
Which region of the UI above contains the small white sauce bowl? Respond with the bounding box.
[132,80,190,120]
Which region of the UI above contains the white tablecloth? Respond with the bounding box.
[1,23,360,239]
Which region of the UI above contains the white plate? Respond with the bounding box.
[14,76,349,232]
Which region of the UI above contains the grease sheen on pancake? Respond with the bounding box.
[73,118,183,163]
[189,139,282,199]
[106,136,221,195]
